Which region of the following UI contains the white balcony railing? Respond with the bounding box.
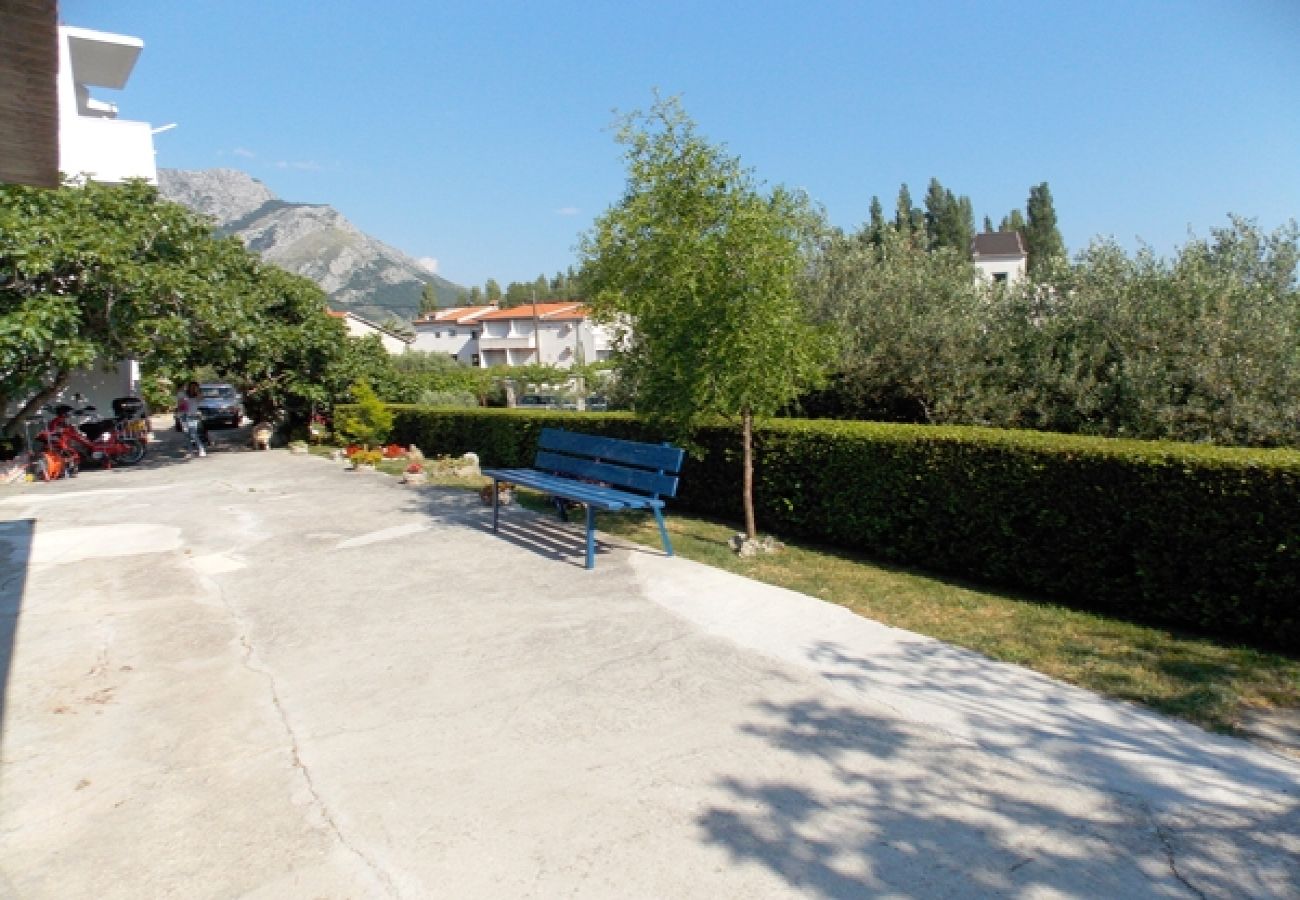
[478,336,536,351]
[60,116,156,183]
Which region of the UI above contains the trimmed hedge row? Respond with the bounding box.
[380,406,1300,652]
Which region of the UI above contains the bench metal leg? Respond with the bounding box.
[492,479,500,533]
[652,507,674,557]
[585,506,596,569]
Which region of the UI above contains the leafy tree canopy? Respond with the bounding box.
[0,179,372,432]
[580,95,835,537]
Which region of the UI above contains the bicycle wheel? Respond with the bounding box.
[116,438,146,465]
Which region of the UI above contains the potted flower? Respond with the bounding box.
[400,460,427,485]
[350,448,383,471]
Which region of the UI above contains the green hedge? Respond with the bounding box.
[377,406,1300,652]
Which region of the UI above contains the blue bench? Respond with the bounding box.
[481,428,685,569]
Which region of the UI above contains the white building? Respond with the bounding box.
[411,305,498,365]
[971,231,1028,285]
[49,25,161,417]
[474,303,613,369]
[327,311,414,355]
[57,25,157,184]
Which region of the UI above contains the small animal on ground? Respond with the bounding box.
[251,423,272,450]
[479,482,513,506]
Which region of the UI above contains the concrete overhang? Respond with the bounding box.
[63,25,143,89]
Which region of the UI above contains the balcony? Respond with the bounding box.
[59,115,156,183]
[478,336,536,351]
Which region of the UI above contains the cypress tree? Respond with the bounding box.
[1025,181,1066,276]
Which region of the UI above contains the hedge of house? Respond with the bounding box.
[380,405,1300,652]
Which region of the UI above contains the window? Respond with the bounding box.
[992,272,1008,284]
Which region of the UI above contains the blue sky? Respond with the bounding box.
[62,1,1300,291]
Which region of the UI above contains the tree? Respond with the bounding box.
[334,379,392,448]
[1,178,378,435]
[502,281,530,307]
[802,224,987,424]
[419,283,439,315]
[581,96,834,540]
[866,196,887,245]
[923,177,974,253]
[484,278,502,303]
[1024,181,1066,277]
[894,183,923,235]
[983,215,995,233]
[999,208,1026,233]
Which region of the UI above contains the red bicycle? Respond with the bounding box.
[37,406,146,468]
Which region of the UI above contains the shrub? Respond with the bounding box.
[334,380,393,448]
[417,388,479,408]
[372,405,1300,651]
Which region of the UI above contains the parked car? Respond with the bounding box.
[518,394,560,409]
[197,383,244,428]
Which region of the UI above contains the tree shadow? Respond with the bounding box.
[696,647,1300,897]
[0,518,33,734]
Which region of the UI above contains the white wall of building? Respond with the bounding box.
[410,323,480,364]
[338,314,410,355]
[57,26,156,184]
[974,255,1027,284]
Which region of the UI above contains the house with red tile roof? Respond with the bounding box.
[410,305,498,365]
[472,302,613,369]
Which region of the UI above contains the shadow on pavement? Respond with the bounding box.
[0,518,32,733]
[400,486,669,571]
[697,645,1300,898]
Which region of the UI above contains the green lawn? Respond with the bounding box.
[316,446,1300,736]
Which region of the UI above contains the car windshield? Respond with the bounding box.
[201,386,237,400]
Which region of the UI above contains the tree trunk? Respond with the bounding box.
[2,371,69,438]
[742,408,757,540]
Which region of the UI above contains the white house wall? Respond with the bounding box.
[411,325,479,364]
[57,26,156,184]
[975,256,1027,284]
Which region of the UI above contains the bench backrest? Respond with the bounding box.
[535,428,684,499]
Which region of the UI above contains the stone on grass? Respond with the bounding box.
[729,533,786,558]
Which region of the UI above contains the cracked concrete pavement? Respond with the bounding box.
[1,426,1298,898]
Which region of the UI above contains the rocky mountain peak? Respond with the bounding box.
[157,168,277,228]
[158,168,463,321]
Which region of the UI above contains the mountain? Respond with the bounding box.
[157,168,463,322]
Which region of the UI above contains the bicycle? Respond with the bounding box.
[36,406,146,468]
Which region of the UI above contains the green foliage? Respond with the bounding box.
[419,283,439,314]
[580,95,835,536]
[1025,181,1066,276]
[802,225,984,422]
[383,405,1300,651]
[334,380,393,447]
[417,388,478,407]
[0,178,370,432]
[0,179,238,430]
[804,216,1300,447]
[923,177,975,253]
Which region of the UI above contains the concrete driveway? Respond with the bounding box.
[1,427,1298,898]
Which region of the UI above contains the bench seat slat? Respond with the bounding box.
[539,428,684,474]
[533,451,678,498]
[481,468,664,510]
